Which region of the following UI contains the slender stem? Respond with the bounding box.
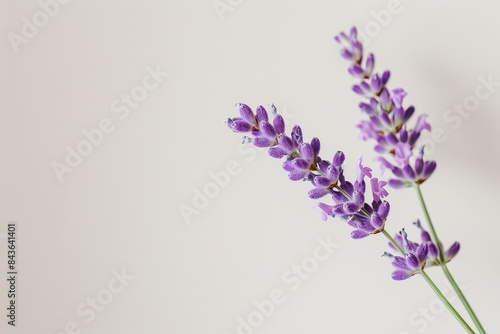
[441,263,487,334]
[381,229,404,255]
[415,185,445,263]
[416,185,486,334]
[420,270,476,334]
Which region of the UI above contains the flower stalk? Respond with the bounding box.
[416,185,486,334]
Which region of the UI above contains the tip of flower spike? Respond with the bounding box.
[241,136,253,144]
[270,103,278,117]
[382,251,394,259]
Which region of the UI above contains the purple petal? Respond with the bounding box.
[403,106,415,122]
[332,203,346,215]
[273,115,285,134]
[391,88,407,108]
[318,159,330,173]
[282,159,294,171]
[445,242,460,260]
[365,53,374,76]
[406,254,420,270]
[371,74,382,93]
[393,106,404,125]
[238,103,255,125]
[332,191,346,204]
[299,143,314,162]
[359,102,373,113]
[255,105,269,123]
[414,156,424,175]
[400,229,414,252]
[260,121,277,138]
[385,133,398,146]
[398,128,408,143]
[352,85,364,95]
[332,151,345,166]
[377,201,390,219]
[395,144,413,166]
[416,243,428,262]
[414,114,431,133]
[380,88,391,110]
[349,26,358,39]
[370,213,384,229]
[409,131,421,147]
[311,137,321,156]
[413,220,431,242]
[326,165,340,183]
[422,161,437,179]
[403,165,416,179]
[268,147,287,159]
[391,256,409,270]
[308,188,329,199]
[292,158,310,170]
[314,176,333,187]
[370,178,388,202]
[360,81,371,93]
[253,137,275,147]
[356,157,372,183]
[317,202,334,221]
[391,270,412,281]
[381,70,391,84]
[288,170,306,181]
[341,181,354,195]
[291,125,303,145]
[348,64,365,77]
[352,190,365,207]
[340,49,353,60]
[343,202,361,214]
[375,157,394,174]
[278,135,295,154]
[428,243,439,260]
[351,230,369,239]
[229,119,252,132]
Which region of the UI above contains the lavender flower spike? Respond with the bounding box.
[226,104,390,239]
[384,229,429,280]
[335,27,437,189]
[386,220,460,274]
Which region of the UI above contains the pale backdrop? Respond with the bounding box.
[1,1,499,333]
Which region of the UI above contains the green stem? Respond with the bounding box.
[441,263,486,334]
[415,185,445,263]
[416,185,486,334]
[382,229,404,255]
[420,270,476,334]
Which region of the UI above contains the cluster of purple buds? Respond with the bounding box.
[226,103,391,239]
[384,221,460,280]
[335,27,437,188]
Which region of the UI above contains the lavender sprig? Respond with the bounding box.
[222,26,485,332]
[384,221,460,280]
[334,27,436,188]
[335,27,485,333]
[225,103,475,333]
[226,104,460,276]
[226,103,392,240]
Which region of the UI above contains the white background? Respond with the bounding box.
[1,1,499,333]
